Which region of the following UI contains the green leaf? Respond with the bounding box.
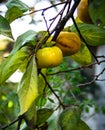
[5,0,29,23]
[58,106,81,130]
[102,106,105,115]
[6,0,29,12]
[0,47,28,84]
[89,0,105,28]
[36,95,47,107]
[5,6,23,23]
[71,23,105,46]
[11,30,37,54]
[19,57,31,72]
[75,119,91,130]
[17,56,38,115]
[36,108,53,126]
[24,100,37,129]
[48,97,55,104]
[0,15,13,38]
[38,73,46,95]
[70,43,92,65]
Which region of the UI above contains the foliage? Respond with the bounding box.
[0,0,105,130]
[0,82,19,130]
[71,23,105,46]
[89,0,105,27]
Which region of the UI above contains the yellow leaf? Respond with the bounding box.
[17,56,38,115]
[70,43,92,65]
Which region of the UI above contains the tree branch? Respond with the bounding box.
[47,59,105,75]
[1,115,23,130]
[23,1,68,17]
[52,0,80,41]
[78,67,105,88]
[40,71,66,109]
[71,15,99,63]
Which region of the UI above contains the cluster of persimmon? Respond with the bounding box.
[36,31,81,68]
[36,0,91,68]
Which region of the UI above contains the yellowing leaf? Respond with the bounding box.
[17,56,38,115]
[38,69,46,95]
[0,46,28,84]
[70,43,92,65]
[24,100,37,129]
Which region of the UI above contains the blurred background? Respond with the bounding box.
[0,0,105,130]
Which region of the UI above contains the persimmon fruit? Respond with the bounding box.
[55,32,81,56]
[77,0,92,23]
[36,46,63,68]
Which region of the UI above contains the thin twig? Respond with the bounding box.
[47,59,105,75]
[16,117,23,130]
[52,0,80,41]
[1,115,23,130]
[23,1,68,17]
[97,78,105,81]
[66,82,78,101]
[78,68,105,88]
[66,0,72,13]
[42,10,50,33]
[97,55,105,58]
[40,71,65,108]
[77,78,96,88]
[48,1,71,33]
[47,59,105,89]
